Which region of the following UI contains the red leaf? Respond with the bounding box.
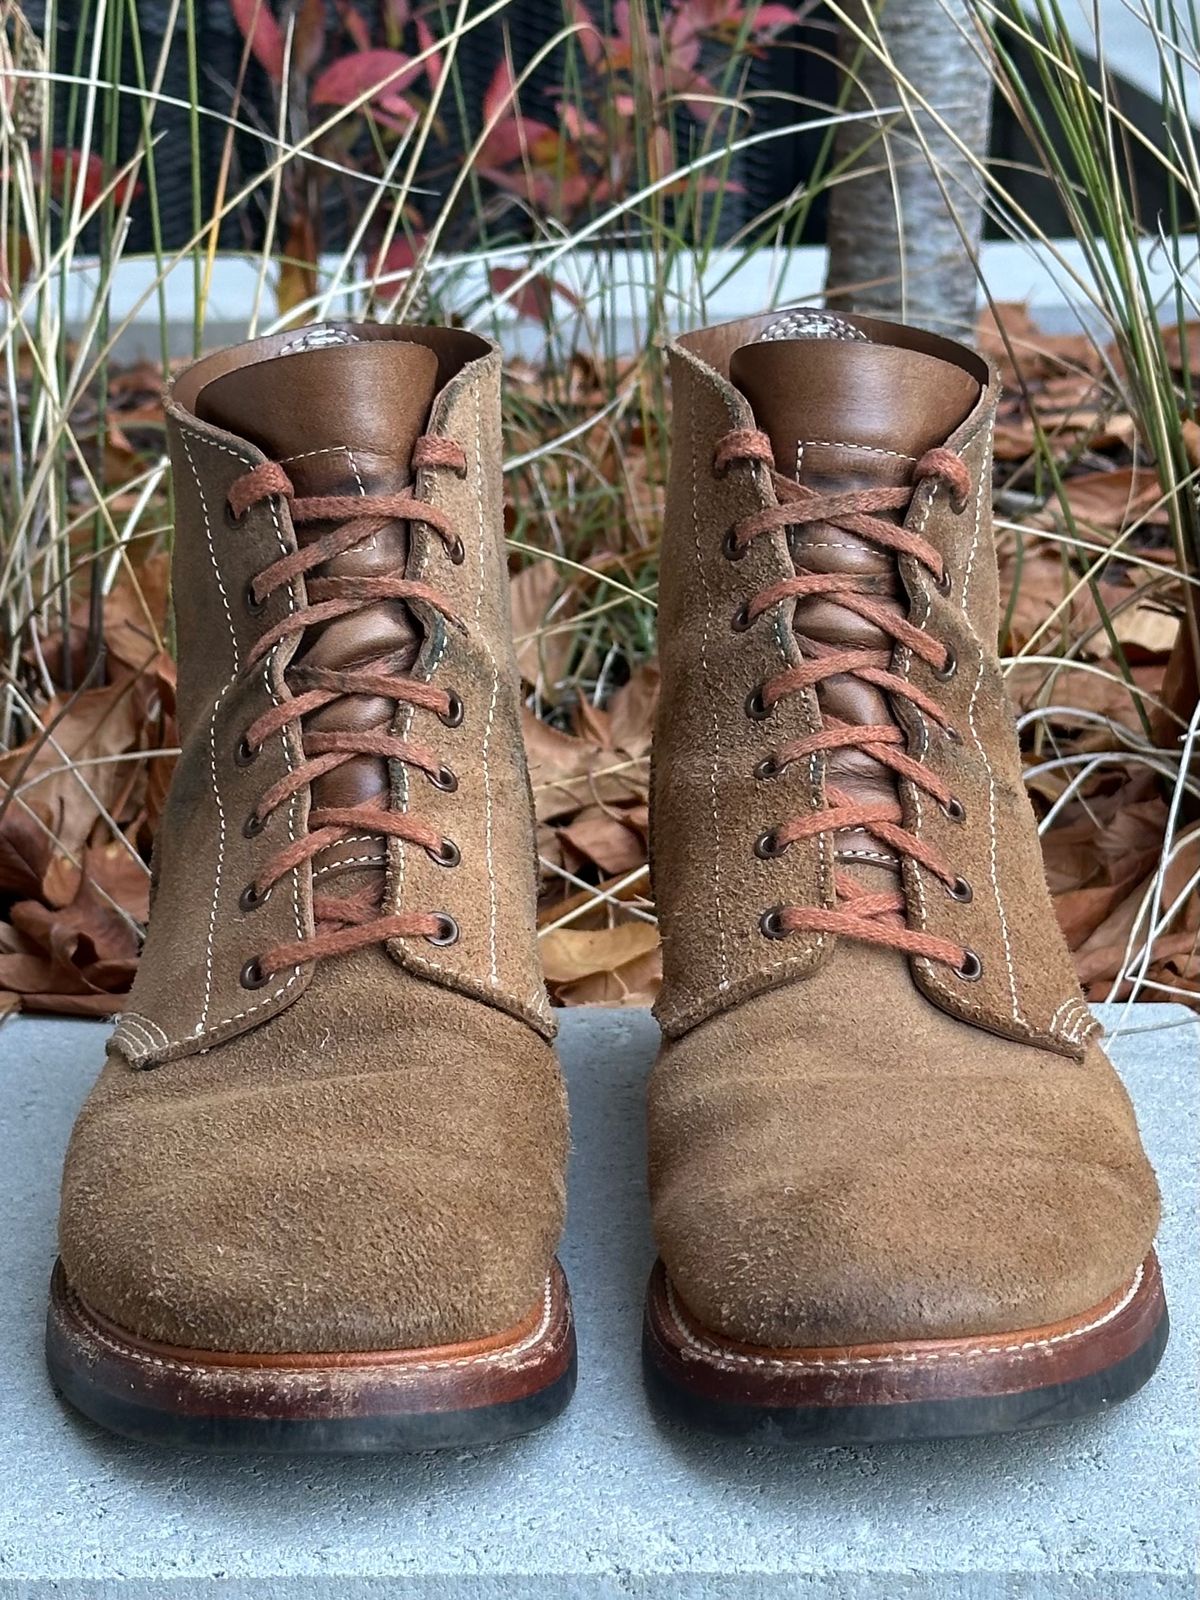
[311,48,419,112]
[488,266,581,321]
[228,0,286,81]
[752,3,802,27]
[568,0,606,66]
[372,232,426,277]
[31,150,143,209]
[483,58,518,126]
[413,17,443,89]
[338,2,373,51]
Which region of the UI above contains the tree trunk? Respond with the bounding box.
[823,0,992,336]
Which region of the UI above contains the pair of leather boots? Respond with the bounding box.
[47,312,1167,1450]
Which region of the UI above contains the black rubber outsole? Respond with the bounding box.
[642,1308,1169,1444]
[47,1347,578,1453]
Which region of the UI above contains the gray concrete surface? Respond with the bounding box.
[0,1004,1196,1599]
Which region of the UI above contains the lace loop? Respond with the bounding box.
[717,427,974,975]
[227,437,466,982]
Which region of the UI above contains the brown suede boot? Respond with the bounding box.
[643,310,1167,1441]
[47,323,574,1451]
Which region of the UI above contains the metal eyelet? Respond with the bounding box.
[429,764,459,793]
[429,838,461,868]
[439,690,465,728]
[759,906,789,940]
[935,646,958,681]
[239,957,269,990]
[723,526,747,561]
[745,686,773,721]
[950,490,970,516]
[755,754,785,781]
[244,580,267,616]
[731,602,753,633]
[955,949,983,981]
[239,882,270,912]
[234,735,260,767]
[935,565,953,596]
[225,499,247,527]
[754,829,789,860]
[944,724,964,745]
[942,795,967,824]
[447,536,465,566]
[946,875,973,903]
[426,913,460,947]
[243,810,268,839]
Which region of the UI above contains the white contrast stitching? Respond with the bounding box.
[312,853,386,879]
[1058,1002,1085,1036]
[113,1016,157,1058]
[694,406,729,990]
[65,1275,558,1378]
[180,429,239,1031]
[799,438,915,463]
[1050,996,1087,1033]
[1063,1000,1098,1041]
[474,386,501,988]
[663,1264,1144,1372]
[279,445,367,505]
[121,1017,158,1052]
[961,435,1023,1024]
[120,1010,169,1047]
[136,425,304,1058]
[392,446,450,980]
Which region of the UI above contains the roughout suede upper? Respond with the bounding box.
[648,311,1161,1348]
[57,323,567,1354]
[61,949,567,1352]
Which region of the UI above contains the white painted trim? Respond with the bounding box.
[40,237,1193,352]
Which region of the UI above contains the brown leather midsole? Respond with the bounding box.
[645,1252,1165,1408]
[49,1257,574,1419]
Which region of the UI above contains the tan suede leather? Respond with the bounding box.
[58,322,566,1353]
[648,310,1161,1346]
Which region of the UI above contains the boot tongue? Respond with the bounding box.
[729,314,980,875]
[196,339,442,879]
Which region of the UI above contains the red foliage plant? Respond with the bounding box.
[228,0,803,312]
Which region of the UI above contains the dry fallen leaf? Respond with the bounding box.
[976,303,1103,388]
[509,558,576,696]
[557,804,646,876]
[539,919,660,984]
[1057,467,1168,530]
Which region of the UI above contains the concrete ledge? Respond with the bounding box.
[0,1005,1196,1599]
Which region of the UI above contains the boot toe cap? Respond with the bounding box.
[59,1005,566,1354]
[656,1146,1153,1348]
[650,1025,1159,1349]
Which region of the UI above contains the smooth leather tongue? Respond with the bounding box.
[196,339,442,874]
[729,335,980,872]
[196,340,440,473]
[728,338,979,472]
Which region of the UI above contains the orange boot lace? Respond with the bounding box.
[225,435,468,989]
[715,427,982,982]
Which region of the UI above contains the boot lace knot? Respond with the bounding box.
[715,427,982,981]
[225,435,467,989]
